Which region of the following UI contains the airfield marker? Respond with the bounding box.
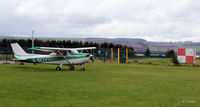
[177,48,196,64]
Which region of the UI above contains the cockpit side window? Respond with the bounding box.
[71,50,79,54]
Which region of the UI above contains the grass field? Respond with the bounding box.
[0,63,200,107]
[130,58,173,65]
[131,58,200,66]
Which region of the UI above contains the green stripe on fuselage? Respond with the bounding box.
[14,53,36,56]
[27,55,88,63]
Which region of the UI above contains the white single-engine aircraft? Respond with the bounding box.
[11,43,96,71]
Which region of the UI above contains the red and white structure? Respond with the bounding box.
[177,48,196,64]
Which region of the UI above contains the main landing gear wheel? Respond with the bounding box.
[56,66,62,71]
[81,67,85,71]
[69,66,75,70]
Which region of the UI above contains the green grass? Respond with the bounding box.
[0,63,200,107]
[130,58,200,66]
[131,58,173,65]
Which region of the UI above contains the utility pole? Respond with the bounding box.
[32,30,35,54]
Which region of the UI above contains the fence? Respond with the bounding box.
[93,48,129,63]
[0,44,13,64]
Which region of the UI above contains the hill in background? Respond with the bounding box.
[1,35,200,52]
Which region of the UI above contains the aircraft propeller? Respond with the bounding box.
[88,54,95,63]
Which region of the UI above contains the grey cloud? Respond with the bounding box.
[0,0,200,41]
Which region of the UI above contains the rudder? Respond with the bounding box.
[11,43,28,58]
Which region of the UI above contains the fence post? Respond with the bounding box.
[111,48,113,63]
[104,50,105,63]
[5,41,8,64]
[126,48,128,64]
[101,49,102,61]
[118,48,120,64]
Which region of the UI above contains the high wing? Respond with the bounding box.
[28,47,96,52]
[70,47,96,50]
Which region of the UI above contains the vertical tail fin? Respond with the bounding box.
[11,43,28,59]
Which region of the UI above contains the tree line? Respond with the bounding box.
[0,39,134,51]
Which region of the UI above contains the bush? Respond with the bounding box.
[165,50,175,58]
[172,55,179,65]
[145,47,150,56]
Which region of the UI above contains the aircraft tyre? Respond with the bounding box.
[69,66,75,70]
[81,67,85,71]
[56,66,62,71]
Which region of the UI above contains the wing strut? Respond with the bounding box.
[55,46,72,66]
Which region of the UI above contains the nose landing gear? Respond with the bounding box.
[81,65,85,71]
[81,67,85,71]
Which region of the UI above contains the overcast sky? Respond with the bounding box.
[0,0,200,42]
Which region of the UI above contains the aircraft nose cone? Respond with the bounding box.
[89,54,94,62]
[86,54,93,57]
